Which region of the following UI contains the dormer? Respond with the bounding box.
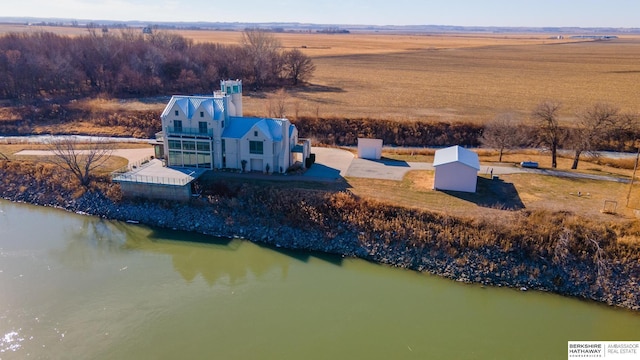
[173,98,190,118]
[194,99,214,120]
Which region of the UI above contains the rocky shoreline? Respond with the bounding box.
[1,170,639,311]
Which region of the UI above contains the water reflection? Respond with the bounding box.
[142,229,295,285]
[52,218,128,270]
[52,217,305,286]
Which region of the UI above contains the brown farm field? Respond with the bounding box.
[171,29,640,123]
[2,25,639,124]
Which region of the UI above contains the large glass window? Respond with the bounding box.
[173,120,182,133]
[197,153,211,168]
[197,142,210,152]
[183,152,197,167]
[182,141,195,151]
[199,121,208,134]
[168,140,181,150]
[168,150,182,166]
[250,141,263,155]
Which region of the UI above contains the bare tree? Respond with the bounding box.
[282,48,316,85]
[242,29,282,89]
[569,103,619,169]
[267,88,288,118]
[480,113,528,162]
[609,111,640,151]
[47,138,114,187]
[532,100,565,168]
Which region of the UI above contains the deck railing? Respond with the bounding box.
[112,173,191,186]
[165,127,213,138]
[111,156,153,175]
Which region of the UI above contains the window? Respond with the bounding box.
[222,139,226,167]
[168,150,182,166]
[173,120,182,133]
[174,110,179,116]
[199,121,208,134]
[254,131,258,137]
[250,141,263,154]
[182,141,196,151]
[197,153,211,168]
[200,111,204,118]
[183,152,197,167]
[197,142,210,152]
[168,140,181,150]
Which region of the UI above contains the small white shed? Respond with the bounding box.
[433,145,480,193]
[358,138,383,160]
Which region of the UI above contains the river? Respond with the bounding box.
[1,200,639,359]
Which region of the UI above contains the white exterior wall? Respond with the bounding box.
[433,162,478,193]
[281,120,291,172]
[224,138,241,169]
[239,125,274,172]
[358,138,383,160]
[159,83,297,173]
[221,80,243,116]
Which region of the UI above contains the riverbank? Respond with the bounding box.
[1,160,639,311]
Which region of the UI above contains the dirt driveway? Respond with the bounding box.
[15,148,154,164]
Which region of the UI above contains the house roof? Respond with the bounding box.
[161,95,226,120]
[222,117,286,141]
[433,145,480,170]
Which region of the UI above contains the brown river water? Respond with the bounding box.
[1,200,639,359]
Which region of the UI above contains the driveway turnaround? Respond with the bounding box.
[346,158,433,181]
[304,147,354,180]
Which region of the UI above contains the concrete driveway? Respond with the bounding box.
[346,158,433,181]
[308,147,628,184]
[304,147,354,180]
[308,147,435,181]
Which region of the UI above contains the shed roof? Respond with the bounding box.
[433,145,480,170]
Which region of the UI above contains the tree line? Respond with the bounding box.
[292,116,483,148]
[0,28,315,101]
[482,101,639,169]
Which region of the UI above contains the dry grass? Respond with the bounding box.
[346,170,640,223]
[4,25,638,125]
[71,98,166,112]
[352,148,640,222]
[0,143,146,173]
[135,30,640,123]
[30,121,139,137]
[286,39,640,122]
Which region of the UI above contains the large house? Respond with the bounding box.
[157,80,310,173]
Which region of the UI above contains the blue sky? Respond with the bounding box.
[3,0,639,27]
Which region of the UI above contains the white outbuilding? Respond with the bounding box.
[357,138,383,160]
[433,145,480,193]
